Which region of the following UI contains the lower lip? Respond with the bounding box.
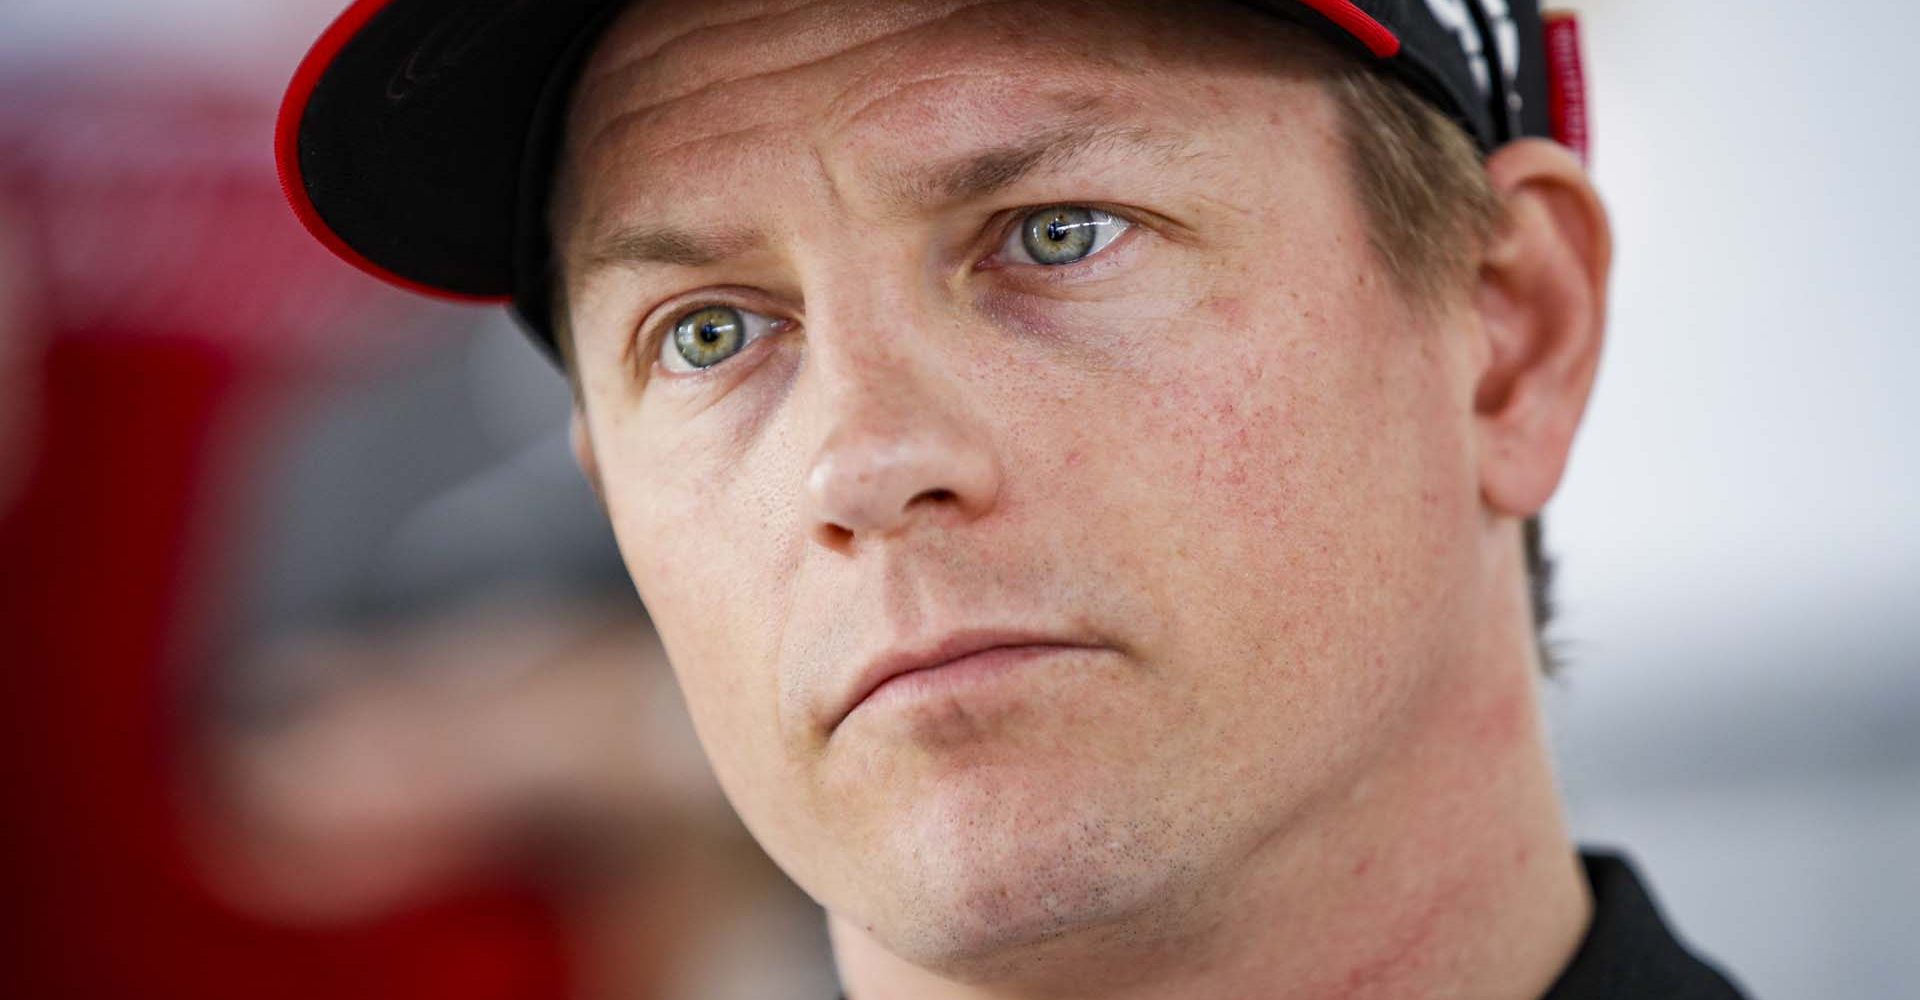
[851,645,1091,720]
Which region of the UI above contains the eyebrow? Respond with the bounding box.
[579,222,764,274]
[574,114,1202,278]
[875,119,1199,212]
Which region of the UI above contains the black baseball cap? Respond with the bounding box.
[278,0,1582,362]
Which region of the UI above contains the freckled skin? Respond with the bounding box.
[557,2,1602,998]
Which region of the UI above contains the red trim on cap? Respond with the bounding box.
[1295,0,1402,58]
[275,0,511,303]
[1544,12,1590,166]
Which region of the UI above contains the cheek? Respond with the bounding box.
[591,418,807,809]
[615,504,812,850]
[1081,278,1479,730]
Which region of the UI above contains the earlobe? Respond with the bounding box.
[1472,139,1613,519]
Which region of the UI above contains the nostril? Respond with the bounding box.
[913,488,958,506]
[816,521,856,549]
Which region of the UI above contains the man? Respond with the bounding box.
[279,1,1749,996]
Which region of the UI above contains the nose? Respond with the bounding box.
[803,367,1002,548]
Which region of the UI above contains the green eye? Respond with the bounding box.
[1015,206,1127,266]
[669,306,747,369]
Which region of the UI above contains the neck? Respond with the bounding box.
[831,545,1591,1000]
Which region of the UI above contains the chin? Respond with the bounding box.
[852,776,1215,978]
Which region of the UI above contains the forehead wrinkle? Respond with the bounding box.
[582,0,967,90]
[816,18,1142,139]
[561,120,783,262]
[580,0,835,82]
[573,0,995,161]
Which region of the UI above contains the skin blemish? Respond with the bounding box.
[1200,294,1248,328]
[1471,684,1533,752]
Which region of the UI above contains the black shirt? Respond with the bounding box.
[836,850,1750,999]
[1544,851,1749,999]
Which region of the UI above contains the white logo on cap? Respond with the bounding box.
[1421,0,1522,108]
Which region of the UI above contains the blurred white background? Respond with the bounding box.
[5,2,1915,998]
[1548,1,1920,997]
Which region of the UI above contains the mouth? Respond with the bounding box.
[830,630,1106,733]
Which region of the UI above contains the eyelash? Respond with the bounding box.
[980,204,1136,274]
[632,203,1142,377]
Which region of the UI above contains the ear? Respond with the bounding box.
[1472,138,1612,519]
[570,406,606,506]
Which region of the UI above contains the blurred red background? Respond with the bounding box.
[0,66,570,1000]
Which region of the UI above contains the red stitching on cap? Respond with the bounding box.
[275,0,511,303]
[1544,13,1590,165]
[1294,0,1402,58]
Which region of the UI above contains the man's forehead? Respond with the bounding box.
[567,0,1321,156]
[558,0,1313,231]
[575,1,985,141]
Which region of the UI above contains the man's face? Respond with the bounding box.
[559,0,1491,970]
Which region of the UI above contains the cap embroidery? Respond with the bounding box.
[386,0,531,103]
[1420,0,1523,113]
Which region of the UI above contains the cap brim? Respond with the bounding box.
[277,0,617,304]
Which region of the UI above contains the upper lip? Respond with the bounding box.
[829,628,1100,732]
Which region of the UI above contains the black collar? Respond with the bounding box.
[1544,851,1749,999]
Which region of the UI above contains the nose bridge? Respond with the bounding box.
[809,278,923,388]
[798,218,954,419]
[797,248,1001,546]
